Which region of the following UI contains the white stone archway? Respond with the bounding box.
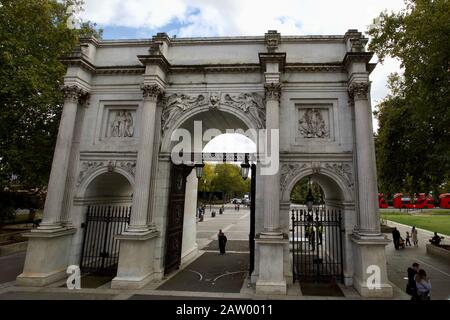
[152,99,264,279]
[279,162,357,286]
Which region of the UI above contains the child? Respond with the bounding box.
[405,231,412,246]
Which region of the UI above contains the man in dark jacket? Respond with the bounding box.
[392,227,401,250]
[218,230,227,255]
[406,262,419,298]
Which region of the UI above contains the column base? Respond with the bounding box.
[16,227,76,287]
[255,233,288,295]
[256,280,287,295]
[350,233,393,298]
[111,230,159,289]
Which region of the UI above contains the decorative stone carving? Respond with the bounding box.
[77,160,136,186]
[265,30,281,53]
[298,108,330,139]
[280,163,307,192]
[222,93,266,128]
[77,161,104,186]
[109,110,134,138]
[348,82,369,100]
[161,92,266,133]
[264,83,282,101]
[61,85,89,104]
[116,160,137,177]
[141,84,164,101]
[280,161,354,193]
[325,163,354,190]
[161,93,207,132]
[209,93,220,108]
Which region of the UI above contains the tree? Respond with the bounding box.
[211,163,249,201]
[290,178,323,204]
[0,0,102,189]
[368,0,450,196]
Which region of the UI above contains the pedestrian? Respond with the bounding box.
[221,204,225,213]
[317,222,323,245]
[392,227,401,250]
[219,206,223,215]
[414,269,431,300]
[429,232,443,246]
[218,229,227,255]
[406,262,419,298]
[237,204,240,211]
[411,226,418,246]
[405,231,411,246]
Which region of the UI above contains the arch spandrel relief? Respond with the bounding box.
[280,161,355,200]
[77,159,136,187]
[160,92,266,135]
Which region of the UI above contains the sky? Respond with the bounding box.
[79,0,405,153]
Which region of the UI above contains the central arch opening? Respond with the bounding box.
[288,173,347,295]
[159,107,258,294]
[160,109,256,292]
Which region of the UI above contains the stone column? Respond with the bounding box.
[126,84,164,233]
[262,82,282,235]
[39,85,88,230]
[349,82,380,235]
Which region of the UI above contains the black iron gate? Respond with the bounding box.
[164,164,191,275]
[80,205,131,275]
[291,208,344,283]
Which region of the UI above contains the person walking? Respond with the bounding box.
[411,226,418,246]
[405,231,412,246]
[414,269,431,300]
[218,229,227,255]
[406,262,419,298]
[392,227,401,250]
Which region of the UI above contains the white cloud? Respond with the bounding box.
[81,0,407,132]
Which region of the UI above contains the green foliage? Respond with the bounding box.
[381,212,450,236]
[368,0,450,196]
[290,178,323,204]
[0,0,102,189]
[198,163,250,201]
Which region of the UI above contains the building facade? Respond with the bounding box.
[17,30,393,297]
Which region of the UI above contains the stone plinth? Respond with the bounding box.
[255,235,288,295]
[351,234,393,298]
[111,230,159,289]
[16,228,76,287]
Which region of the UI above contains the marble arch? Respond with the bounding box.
[17,30,393,298]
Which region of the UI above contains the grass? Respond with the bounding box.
[381,210,450,236]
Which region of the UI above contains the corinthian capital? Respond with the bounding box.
[141,84,164,101]
[264,83,282,102]
[348,82,369,100]
[61,85,89,104]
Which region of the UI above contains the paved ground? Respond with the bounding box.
[0,251,25,285]
[384,220,450,300]
[157,251,249,293]
[1,204,448,300]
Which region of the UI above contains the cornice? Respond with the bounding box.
[285,63,344,73]
[342,52,374,69]
[169,63,261,74]
[259,52,286,71]
[137,54,171,72]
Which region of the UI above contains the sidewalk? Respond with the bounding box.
[384,220,450,300]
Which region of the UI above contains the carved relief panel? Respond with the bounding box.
[96,101,141,145]
[293,102,336,144]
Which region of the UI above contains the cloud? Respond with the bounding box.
[81,0,407,132]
